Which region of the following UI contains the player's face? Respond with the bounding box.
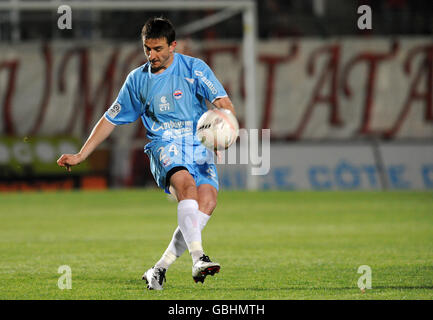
[143,37,177,73]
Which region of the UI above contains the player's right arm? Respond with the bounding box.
[57,116,115,172]
[57,68,142,171]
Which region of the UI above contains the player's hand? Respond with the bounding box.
[56,153,83,172]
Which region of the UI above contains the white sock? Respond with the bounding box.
[177,199,204,263]
[155,210,211,269]
[198,210,211,230]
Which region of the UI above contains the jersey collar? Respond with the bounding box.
[144,53,178,79]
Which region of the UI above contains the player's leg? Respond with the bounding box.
[142,143,184,290]
[169,182,218,215]
[197,183,218,215]
[143,168,200,289]
[186,163,221,282]
[143,141,219,288]
[154,183,217,271]
[168,169,205,263]
[153,169,198,271]
[167,169,220,283]
[154,183,214,263]
[190,183,220,283]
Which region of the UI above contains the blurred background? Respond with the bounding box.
[0,0,432,192]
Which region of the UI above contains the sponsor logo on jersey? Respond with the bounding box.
[151,122,164,132]
[107,102,121,118]
[159,96,170,112]
[202,77,218,95]
[195,70,218,95]
[151,120,194,137]
[173,90,183,100]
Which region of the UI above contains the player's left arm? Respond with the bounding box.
[213,97,236,117]
[194,58,237,118]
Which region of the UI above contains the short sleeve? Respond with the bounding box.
[104,70,142,125]
[193,59,228,103]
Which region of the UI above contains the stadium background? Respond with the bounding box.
[1,0,432,191]
[0,0,433,301]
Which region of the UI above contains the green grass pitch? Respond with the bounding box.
[0,190,432,300]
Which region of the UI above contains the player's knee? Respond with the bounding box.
[170,169,198,200]
[199,197,217,215]
[185,184,198,200]
[176,183,198,201]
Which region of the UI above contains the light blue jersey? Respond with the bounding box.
[104,53,227,192]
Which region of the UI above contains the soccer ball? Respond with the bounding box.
[196,109,239,150]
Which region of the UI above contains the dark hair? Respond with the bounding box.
[141,17,176,44]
